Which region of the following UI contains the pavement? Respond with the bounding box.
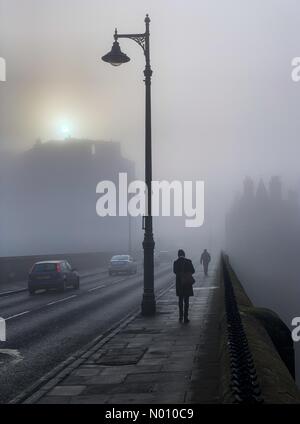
[20,268,221,404]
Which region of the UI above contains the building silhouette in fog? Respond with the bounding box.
[0,139,135,256]
[225,176,300,317]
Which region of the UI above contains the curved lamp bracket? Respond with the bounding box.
[114,29,147,55]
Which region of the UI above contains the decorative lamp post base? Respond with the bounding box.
[142,234,156,316]
[141,293,156,316]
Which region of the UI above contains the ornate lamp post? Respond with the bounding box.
[102,15,156,316]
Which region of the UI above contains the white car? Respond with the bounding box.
[109,255,137,276]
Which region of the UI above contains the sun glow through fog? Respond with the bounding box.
[59,122,72,139]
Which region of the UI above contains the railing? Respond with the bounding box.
[222,254,263,403]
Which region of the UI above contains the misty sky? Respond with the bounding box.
[1,0,300,181]
[2,0,300,255]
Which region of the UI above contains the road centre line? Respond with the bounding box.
[5,311,31,321]
[88,277,131,292]
[47,295,77,306]
[88,285,106,292]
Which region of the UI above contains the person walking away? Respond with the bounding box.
[173,250,195,323]
[200,249,211,277]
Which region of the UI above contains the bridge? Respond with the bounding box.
[0,253,299,404]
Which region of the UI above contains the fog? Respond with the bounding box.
[1,0,300,381]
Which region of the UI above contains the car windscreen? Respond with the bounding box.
[111,256,129,261]
[32,263,58,273]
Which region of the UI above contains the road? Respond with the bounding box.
[0,263,174,403]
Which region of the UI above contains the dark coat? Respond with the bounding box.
[201,251,211,265]
[173,257,195,297]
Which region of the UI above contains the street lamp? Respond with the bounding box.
[102,15,156,316]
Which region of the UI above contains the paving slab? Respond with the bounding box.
[31,267,221,404]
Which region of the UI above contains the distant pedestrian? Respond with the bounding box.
[200,249,211,277]
[173,250,195,324]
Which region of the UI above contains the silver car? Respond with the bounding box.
[109,255,137,276]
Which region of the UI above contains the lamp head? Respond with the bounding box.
[102,40,130,67]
